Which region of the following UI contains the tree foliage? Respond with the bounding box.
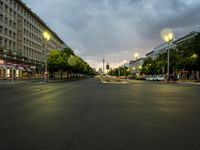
[47,47,96,77]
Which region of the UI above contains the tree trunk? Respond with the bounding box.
[61,71,63,79]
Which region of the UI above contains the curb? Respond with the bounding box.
[99,77,128,84]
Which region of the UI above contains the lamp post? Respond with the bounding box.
[43,31,50,81]
[134,53,139,75]
[12,51,16,84]
[134,53,139,60]
[160,28,174,80]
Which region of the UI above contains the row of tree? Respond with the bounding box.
[141,32,200,78]
[48,47,96,78]
[108,66,130,76]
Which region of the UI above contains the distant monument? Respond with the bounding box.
[98,68,103,75]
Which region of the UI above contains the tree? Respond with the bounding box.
[141,57,155,75]
[47,47,96,79]
[175,33,200,78]
[48,49,60,78]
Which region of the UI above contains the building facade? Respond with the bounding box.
[144,30,200,79]
[0,0,67,78]
[129,58,145,77]
[146,30,200,60]
[146,42,174,59]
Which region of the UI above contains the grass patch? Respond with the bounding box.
[100,76,124,82]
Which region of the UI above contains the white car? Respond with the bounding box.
[156,76,165,81]
[146,76,165,81]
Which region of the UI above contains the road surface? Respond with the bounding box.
[0,78,200,150]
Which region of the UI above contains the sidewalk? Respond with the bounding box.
[0,79,42,85]
[160,79,200,85]
[176,79,200,85]
[0,77,89,85]
[126,78,200,85]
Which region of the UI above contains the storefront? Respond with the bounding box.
[0,58,36,79]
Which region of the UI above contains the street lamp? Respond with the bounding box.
[160,28,174,79]
[134,53,139,60]
[43,31,50,81]
[123,60,127,64]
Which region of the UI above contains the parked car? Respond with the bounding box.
[146,75,165,81]
[136,77,146,80]
[155,76,165,81]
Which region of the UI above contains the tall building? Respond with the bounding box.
[0,0,67,78]
[146,30,199,60]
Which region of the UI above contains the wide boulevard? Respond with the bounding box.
[0,78,200,150]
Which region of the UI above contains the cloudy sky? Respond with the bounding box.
[23,0,200,69]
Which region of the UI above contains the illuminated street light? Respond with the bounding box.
[43,32,50,41]
[134,53,139,60]
[160,28,174,79]
[43,31,50,81]
[123,60,127,64]
[191,53,198,59]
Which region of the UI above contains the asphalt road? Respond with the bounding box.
[0,78,200,150]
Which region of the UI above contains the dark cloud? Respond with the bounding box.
[23,0,200,68]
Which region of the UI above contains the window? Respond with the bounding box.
[4,17,8,24]
[0,25,2,33]
[0,1,3,10]
[24,19,26,25]
[5,5,8,13]
[13,11,16,18]
[0,36,3,47]
[9,40,12,49]
[0,14,3,21]
[4,28,7,35]
[9,8,12,16]
[9,0,12,5]
[9,20,12,27]
[13,41,16,50]
[9,30,12,37]
[13,32,15,39]
[13,22,16,28]
[4,39,8,48]
[23,46,25,56]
